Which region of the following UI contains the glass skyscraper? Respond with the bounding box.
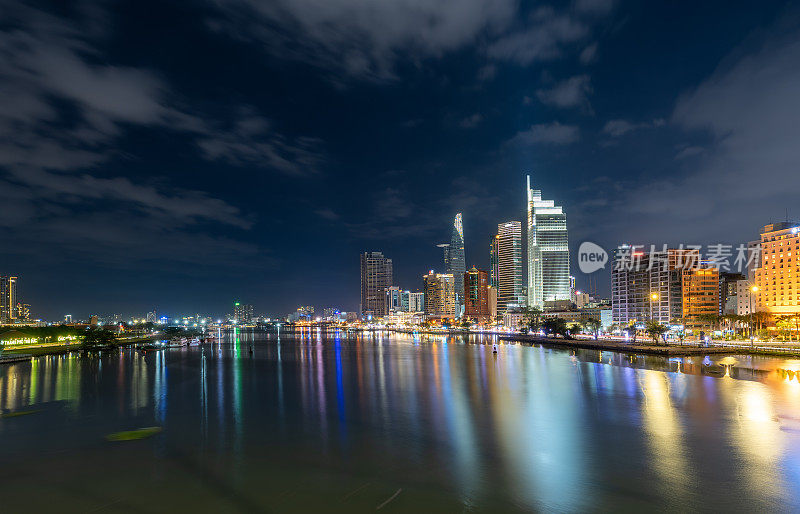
[526,176,570,308]
[495,221,524,314]
[437,213,466,310]
[360,251,393,317]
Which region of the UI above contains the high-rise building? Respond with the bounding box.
[526,176,570,308]
[734,279,757,316]
[233,302,254,324]
[449,213,466,303]
[611,246,699,325]
[754,222,800,316]
[0,276,18,324]
[489,235,499,289]
[682,264,720,330]
[16,303,30,322]
[495,222,524,314]
[464,266,489,321]
[487,286,497,319]
[720,272,746,315]
[437,214,466,313]
[408,292,425,313]
[360,251,393,317]
[385,286,402,313]
[423,272,455,319]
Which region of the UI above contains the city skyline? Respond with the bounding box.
[1,1,799,318]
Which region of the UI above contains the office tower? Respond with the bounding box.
[399,290,410,312]
[437,213,466,310]
[611,246,699,325]
[495,221,524,314]
[464,266,489,320]
[488,286,497,318]
[408,292,425,313]
[16,303,30,322]
[423,271,455,319]
[682,264,720,330]
[0,276,18,324]
[360,251,393,317]
[490,235,499,288]
[526,176,570,308]
[448,213,466,302]
[719,272,746,315]
[385,286,402,313]
[234,302,254,324]
[754,222,800,316]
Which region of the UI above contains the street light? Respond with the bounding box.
[750,285,759,347]
[650,292,659,320]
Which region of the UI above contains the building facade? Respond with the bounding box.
[423,272,455,319]
[754,222,800,316]
[463,266,489,321]
[495,221,524,314]
[611,246,700,325]
[360,251,393,317]
[682,265,720,330]
[0,276,18,324]
[233,303,254,324]
[437,213,466,313]
[408,292,425,313]
[720,272,746,315]
[385,286,403,314]
[526,176,570,309]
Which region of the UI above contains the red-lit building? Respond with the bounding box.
[464,266,490,321]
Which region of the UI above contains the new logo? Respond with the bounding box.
[578,241,608,274]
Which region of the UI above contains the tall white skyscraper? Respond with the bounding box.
[526,176,570,308]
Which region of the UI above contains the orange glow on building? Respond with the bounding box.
[755,222,800,316]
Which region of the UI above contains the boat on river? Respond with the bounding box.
[166,337,188,348]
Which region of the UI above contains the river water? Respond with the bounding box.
[1,330,800,512]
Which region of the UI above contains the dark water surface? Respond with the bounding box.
[2,330,800,512]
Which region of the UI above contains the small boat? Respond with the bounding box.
[189,337,201,346]
[139,342,165,352]
[166,337,188,348]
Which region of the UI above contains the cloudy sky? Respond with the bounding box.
[1,0,798,318]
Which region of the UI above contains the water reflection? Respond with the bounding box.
[1,332,800,511]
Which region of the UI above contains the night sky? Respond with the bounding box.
[2,0,798,319]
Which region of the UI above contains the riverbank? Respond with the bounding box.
[2,335,157,358]
[500,334,800,357]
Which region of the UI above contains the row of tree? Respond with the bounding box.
[519,307,602,340]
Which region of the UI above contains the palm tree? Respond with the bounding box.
[645,319,668,345]
[521,307,543,333]
[585,318,602,340]
[541,317,571,339]
[623,323,638,344]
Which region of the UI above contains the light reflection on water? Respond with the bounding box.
[1,330,800,512]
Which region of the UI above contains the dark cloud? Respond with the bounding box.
[487,7,589,65]
[536,74,593,109]
[197,108,324,177]
[601,118,664,137]
[210,0,517,81]
[585,23,800,244]
[0,1,321,275]
[579,42,598,64]
[459,113,483,129]
[507,122,580,145]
